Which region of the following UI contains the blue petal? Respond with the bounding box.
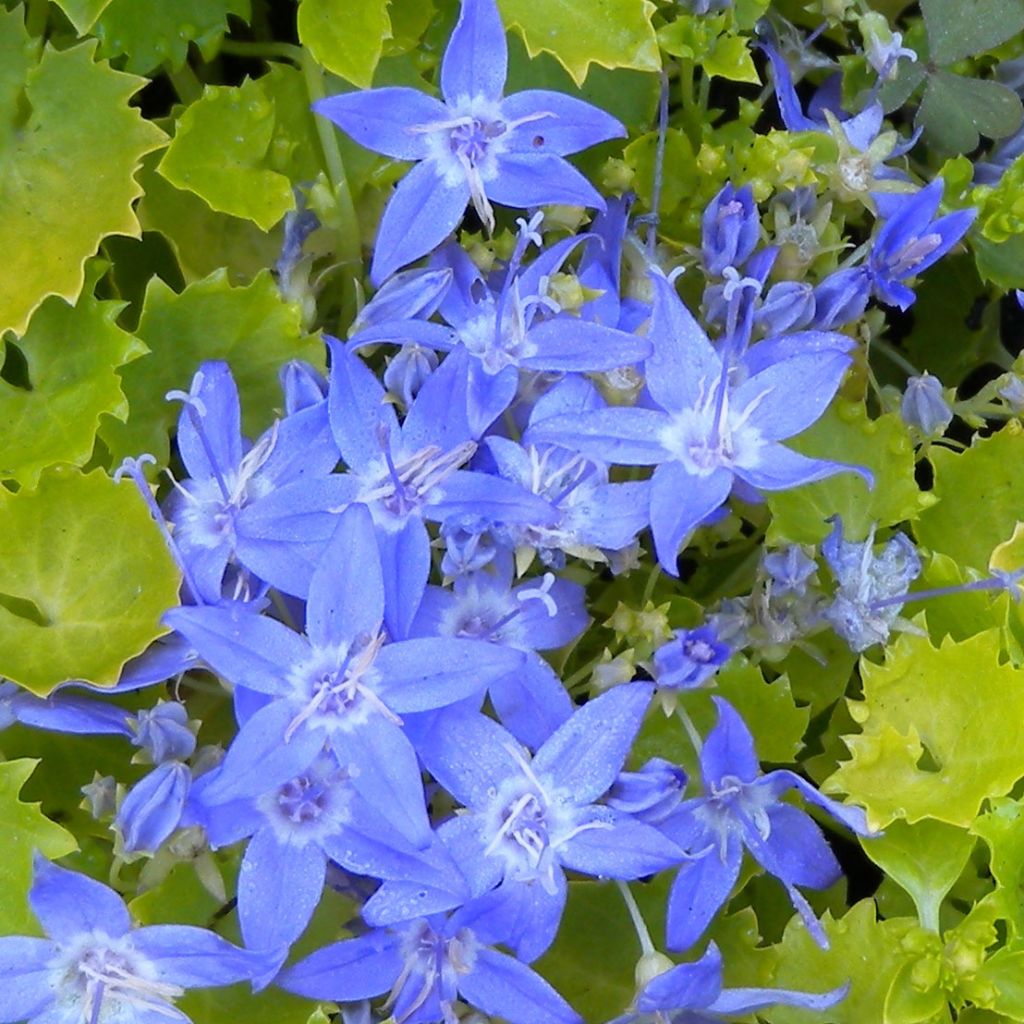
[701,697,760,788]
[0,936,59,1022]
[437,814,503,895]
[400,346,475,452]
[306,505,384,650]
[279,930,402,1001]
[440,0,508,104]
[117,762,190,854]
[646,272,720,413]
[238,829,326,955]
[638,943,723,1012]
[708,981,850,1016]
[488,152,605,210]
[649,463,732,574]
[558,812,685,878]
[735,444,871,492]
[665,839,742,951]
[532,682,653,803]
[761,769,874,836]
[313,88,448,160]
[458,947,582,1024]
[176,361,243,483]
[132,924,266,987]
[29,855,131,941]
[489,655,573,750]
[418,710,524,808]
[528,408,670,466]
[511,579,588,651]
[163,605,306,696]
[377,516,432,642]
[491,873,567,962]
[521,319,651,372]
[741,803,841,890]
[361,879,467,926]
[375,637,518,712]
[371,161,470,285]
[501,90,624,155]
[566,480,650,551]
[327,338,395,472]
[431,469,559,525]
[257,401,340,489]
[11,692,132,736]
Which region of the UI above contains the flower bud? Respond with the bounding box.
[901,373,952,437]
[116,761,191,855]
[702,183,760,276]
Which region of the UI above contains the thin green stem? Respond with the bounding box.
[168,62,204,104]
[220,39,304,62]
[641,562,662,606]
[616,880,656,957]
[870,337,920,378]
[677,704,703,756]
[25,0,47,38]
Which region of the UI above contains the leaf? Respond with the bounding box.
[861,820,975,931]
[0,9,167,337]
[498,0,660,87]
[766,400,932,545]
[920,0,1024,65]
[974,234,1024,290]
[0,288,144,487]
[158,77,296,232]
[763,901,914,1024]
[917,72,1023,156]
[972,798,1024,939]
[51,0,114,34]
[298,0,392,89]
[824,629,1024,830]
[703,35,760,85]
[98,270,323,470]
[623,128,697,217]
[964,950,1024,1020]
[915,422,1024,572]
[93,0,251,75]
[0,759,77,936]
[0,468,181,695]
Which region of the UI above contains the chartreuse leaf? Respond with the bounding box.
[767,400,932,545]
[98,270,322,469]
[920,0,1024,66]
[861,820,975,932]
[298,0,392,88]
[915,422,1024,572]
[762,901,915,1024]
[498,0,660,87]
[159,77,296,232]
[825,629,1024,830]
[0,8,166,337]
[0,760,77,936]
[51,0,114,34]
[972,798,1024,939]
[93,0,251,74]
[0,288,144,487]
[0,468,181,695]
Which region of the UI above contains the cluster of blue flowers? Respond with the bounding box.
[0,1,987,1022]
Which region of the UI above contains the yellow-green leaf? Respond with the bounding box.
[0,9,166,336]
[0,468,181,695]
[298,0,392,89]
[825,629,1024,830]
[51,0,114,34]
[0,759,77,936]
[499,0,660,87]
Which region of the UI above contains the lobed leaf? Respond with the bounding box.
[297,0,392,89]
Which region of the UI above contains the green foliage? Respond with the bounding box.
[0,286,144,487]
[51,0,113,34]
[919,0,1024,66]
[0,8,166,337]
[298,0,392,88]
[99,270,322,469]
[973,798,1024,939]
[915,423,1024,572]
[0,468,181,694]
[0,759,77,936]
[825,629,1024,829]
[767,400,931,545]
[92,0,251,74]
[498,0,660,87]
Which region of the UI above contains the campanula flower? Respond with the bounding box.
[314,0,625,283]
[651,625,731,691]
[701,184,760,277]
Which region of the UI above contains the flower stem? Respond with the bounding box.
[616,880,656,957]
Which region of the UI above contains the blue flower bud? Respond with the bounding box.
[652,625,731,690]
[131,701,196,764]
[607,757,687,823]
[901,373,952,437]
[763,545,818,597]
[999,374,1024,412]
[350,267,453,334]
[279,359,327,414]
[116,761,191,854]
[384,344,440,407]
[702,183,759,276]
[812,267,871,329]
[755,280,816,335]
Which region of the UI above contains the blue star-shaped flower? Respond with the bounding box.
[314,0,625,283]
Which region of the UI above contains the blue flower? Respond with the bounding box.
[701,183,760,277]
[130,701,196,763]
[0,856,264,1024]
[608,941,848,1024]
[660,698,872,951]
[314,0,625,283]
[651,625,731,691]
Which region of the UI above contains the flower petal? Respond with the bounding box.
[459,947,582,1024]
[501,89,624,155]
[440,0,508,104]
[29,855,131,942]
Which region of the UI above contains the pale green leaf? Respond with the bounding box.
[704,35,760,84]
[51,0,114,34]
[0,468,181,694]
[825,629,1024,829]
[0,289,144,487]
[298,0,392,89]
[767,400,932,545]
[917,72,1023,155]
[861,820,975,932]
[915,421,1024,572]
[972,798,1024,939]
[158,77,295,232]
[921,0,1024,65]
[93,0,251,74]
[0,10,166,336]
[98,270,323,469]
[498,0,660,87]
[0,759,77,936]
